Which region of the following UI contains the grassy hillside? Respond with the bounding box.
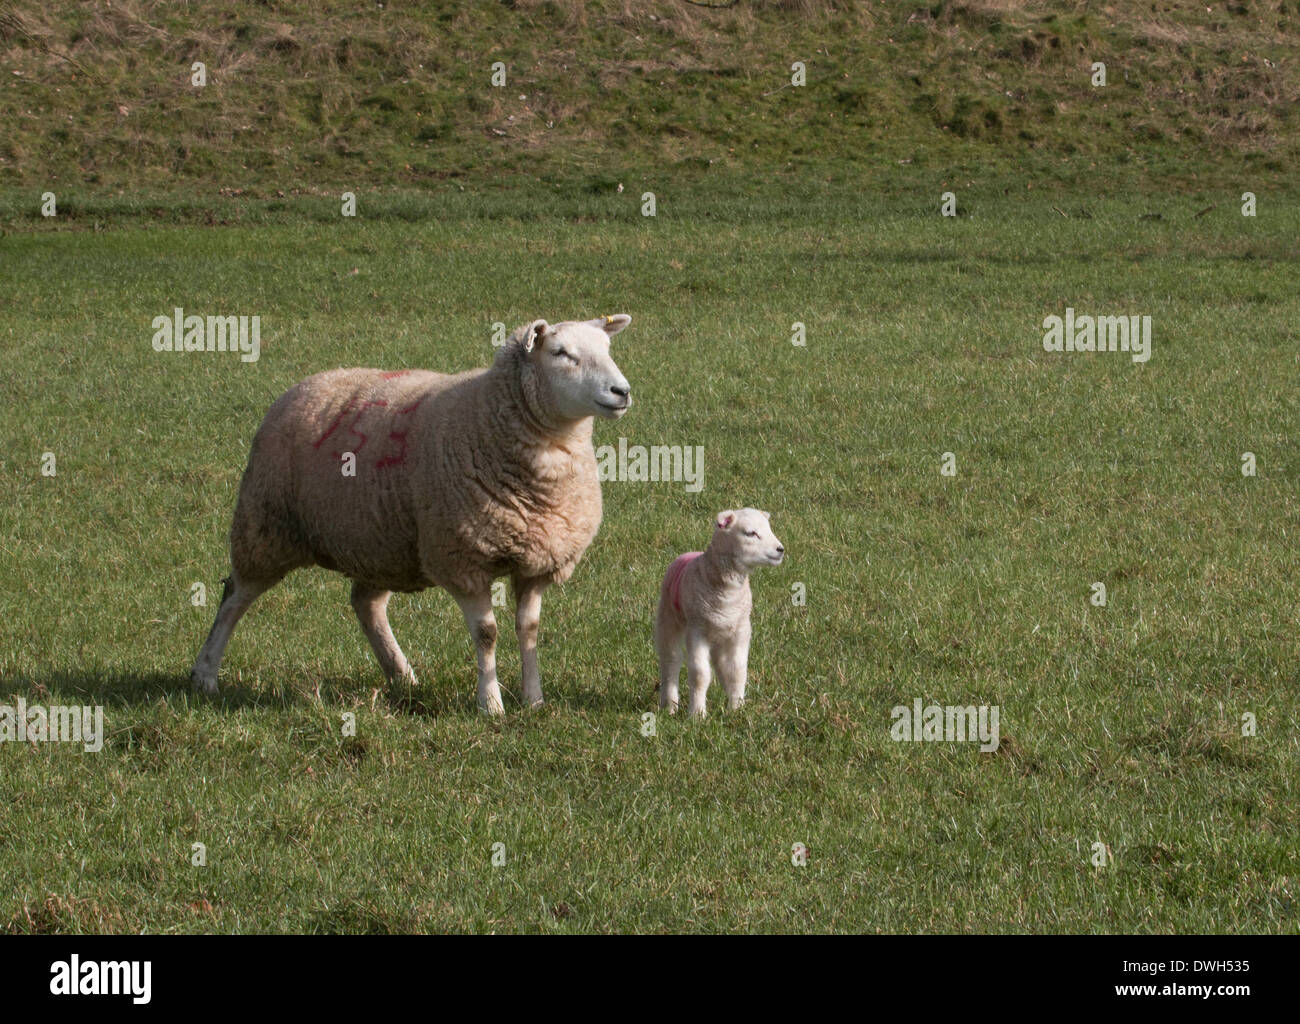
[1,0,1297,206]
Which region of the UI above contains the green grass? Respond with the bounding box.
[1,192,1297,932]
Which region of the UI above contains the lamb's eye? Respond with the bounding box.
[554,348,579,365]
[744,530,758,537]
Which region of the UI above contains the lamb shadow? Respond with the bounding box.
[555,683,653,716]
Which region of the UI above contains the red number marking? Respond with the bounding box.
[313,396,388,455]
[375,394,428,468]
[312,389,428,469]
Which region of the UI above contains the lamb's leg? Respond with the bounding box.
[454,592,504,716]
[351,583,417,684]
[190,575,272,695]
[685,628,713,719]
[654,610,684,713]
[513,575,547,709]
[717,632,750,711]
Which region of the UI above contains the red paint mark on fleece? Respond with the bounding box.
[342,399,387,455]
[312,395,361,451]
[665,551,703,615]
[312,397,389,456]
[374,393,428,468]
[312,391,429,469]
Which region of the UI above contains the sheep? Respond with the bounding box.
[654,508,785,717]
[190,315,633,714]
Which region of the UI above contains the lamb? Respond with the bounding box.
[190,315,633,714]
[654,508,785,718]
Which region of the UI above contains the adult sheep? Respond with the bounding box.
[190,315,633,714]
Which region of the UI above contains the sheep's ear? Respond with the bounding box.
[522,319,549,353]
[716,510,736,530]
[589,314,631,337]
[760,510,771,520]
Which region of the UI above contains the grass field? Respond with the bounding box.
[2,189,1297,932]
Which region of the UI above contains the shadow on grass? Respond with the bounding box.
[0,666,482,718]
[2,661,640,719]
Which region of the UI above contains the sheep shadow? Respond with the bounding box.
[2,668,204,711]
[0,666,481,717]
[1,663,643,720]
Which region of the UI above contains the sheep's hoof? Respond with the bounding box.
[526,696,545,710]
[479,696,505,716]
[190,669,218,696]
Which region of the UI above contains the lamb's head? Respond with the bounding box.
[711,508,785,570]
[515,315,632,424]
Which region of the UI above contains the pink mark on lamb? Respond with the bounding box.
[665,551,703,615]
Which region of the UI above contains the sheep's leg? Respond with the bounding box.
[513,576,547,709]
[654,613,684,713]
[717,633,750,711]
[685,628,713,719]
[190,575,272,695]
[454,592,504,716]
[351,583,417,685]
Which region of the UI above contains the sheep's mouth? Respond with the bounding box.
[596,399,630,416]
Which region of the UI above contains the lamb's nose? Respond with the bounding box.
[775,545,785,554]
[610,384,630,399]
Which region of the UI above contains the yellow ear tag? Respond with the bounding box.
[604,315,615,324]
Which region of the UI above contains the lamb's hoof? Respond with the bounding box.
[660,701,679,715]
[190,669,218,696]
[479,696,505,717]
[526,696,544,710]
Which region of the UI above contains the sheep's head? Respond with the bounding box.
[711,508,785,569]
[519,315,632,422]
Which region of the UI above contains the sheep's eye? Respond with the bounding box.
[744,530,758,537]
[553,347,579,365]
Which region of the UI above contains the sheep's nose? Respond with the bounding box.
[775,545,785,554]
[610,384,630,399]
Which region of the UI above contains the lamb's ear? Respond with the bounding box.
[716,510,737,530]
[589,314,631,337]
[760,510,771,520]
[522,319,550,353]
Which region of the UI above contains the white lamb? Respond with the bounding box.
[654,508,785,717]
[190,315,633,714]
